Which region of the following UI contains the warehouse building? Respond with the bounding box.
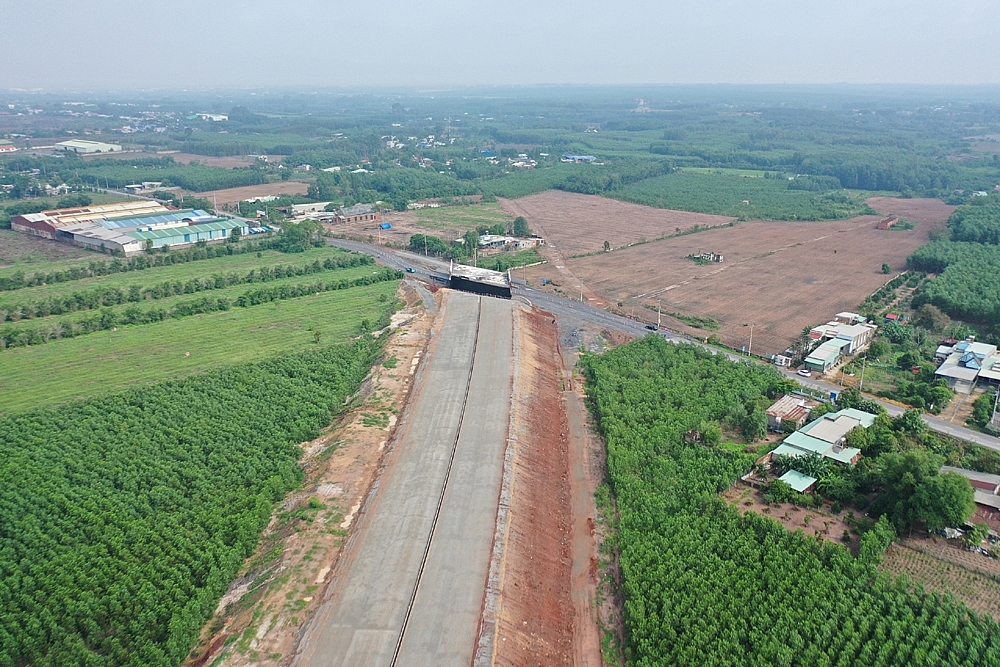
[11,200,171,239]
[56,139,122,153]
[129,219,247,250]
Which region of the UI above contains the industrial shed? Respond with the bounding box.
[129,219,249,249]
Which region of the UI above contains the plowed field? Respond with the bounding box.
[512,193,952,355]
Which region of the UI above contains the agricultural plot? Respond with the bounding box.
[196,181,309,206]
[0,229,92,266]
[521,195,948,354]
[499,190,735,257]
[881,542,1000,620]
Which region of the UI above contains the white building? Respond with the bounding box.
[56,139,122,153]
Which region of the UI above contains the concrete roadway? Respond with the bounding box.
[293,291,514,667]
[328,237,1000,454]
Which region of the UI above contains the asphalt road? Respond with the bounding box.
[293,291,514,667]
[329,237,1000,453]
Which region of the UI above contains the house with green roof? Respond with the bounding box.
[767,407,875,467]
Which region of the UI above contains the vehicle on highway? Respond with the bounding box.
[645,324,657,330]
[797,369,812,377]
[405,267,415,273]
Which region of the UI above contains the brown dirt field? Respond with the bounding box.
[500,191,737,258]
[491,306,575,666]
[183,283,435,667]
[525,211,941,355]
[881,538,1000,620]
[0,229,92,267]
[195,181,310,206]
[723,484,859,550]
[866,197,957,224]
[80,152,256,168]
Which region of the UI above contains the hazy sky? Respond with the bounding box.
[2,0,998,90]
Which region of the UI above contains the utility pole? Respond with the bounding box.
[657,299,662,329]
[748,322,754,357]
[579,284,584,302]
[423,234,427,257]
[859,356,867,391]
[992,386,1000,428]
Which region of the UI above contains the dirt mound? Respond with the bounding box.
[491,307,574,666]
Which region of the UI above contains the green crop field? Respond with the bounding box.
[609,171,877,220]
[0,279,399,413]
[0,245,363,306]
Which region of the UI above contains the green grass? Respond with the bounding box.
[0,246,362,308]
[0,279,400,414]
[0,193,128,214]
[680,167,770,178]
[609,172,877,221]
[411,202,514,232]
[474,247,544,271]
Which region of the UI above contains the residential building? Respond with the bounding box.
[768,407,875,465]
[0,140,17,153]
[809,318,877,355]
[934,338,1000,393]
[804,338,850,373]
[766,395,810,432]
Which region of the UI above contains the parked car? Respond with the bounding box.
[797,369,812,378]
[645,324,657,331]
[405,267,415,273]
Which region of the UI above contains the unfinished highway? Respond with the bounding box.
[293,291,514,667]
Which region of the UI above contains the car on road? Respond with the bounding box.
[645,324,657,331]
[405,267,415,273]
[797,369,812,377]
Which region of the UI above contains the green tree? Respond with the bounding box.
[894,408,927,435]
[882,263,892,274]
[512,216,530,237]
[604,240,611,252]
[868,338,891,360]
[913,303,950,333]
[846,424,871,452]
[874,450,944,532]
[912,472,975,531]
[741,405,768,442]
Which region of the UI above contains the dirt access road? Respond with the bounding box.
[292,292,514,667]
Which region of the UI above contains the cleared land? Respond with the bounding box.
[81,152,257,168]
[0,229,93,267]
[865,196,957,224]
[343,202,515,249]
[500,191,735,257]
[0,279,398,413]
[196,181,310,205]
[512,193,951,354]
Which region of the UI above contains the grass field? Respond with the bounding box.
[610,171,876,220]
[0,229,94,267]
[0,245,362,307]
[374,202,516,248]
[0,279,399,414]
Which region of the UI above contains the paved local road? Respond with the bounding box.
[329,238,1000,453]
[293,291,514,667]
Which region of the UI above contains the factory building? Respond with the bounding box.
[10,201,247,255]
[55,139,122,153]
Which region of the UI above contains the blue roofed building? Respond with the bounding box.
[935,338,1000,394]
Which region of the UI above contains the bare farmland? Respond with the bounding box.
[514,193,950,355]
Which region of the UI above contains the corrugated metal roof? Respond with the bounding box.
[941,466,1000,487]
[98,209,213,229]
[766,395,805,418]
[128,218,242,240]
[779,470,817,493]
